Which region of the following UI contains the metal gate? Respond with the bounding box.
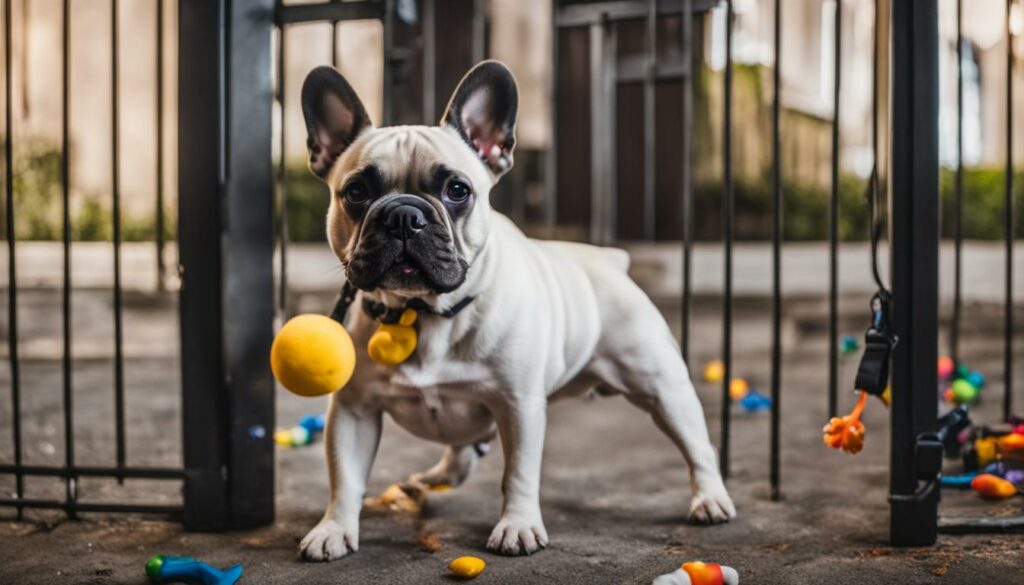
[547,0,1020,544]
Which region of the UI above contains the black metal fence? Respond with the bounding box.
[1,0,185,520]
[550,0,1019,544]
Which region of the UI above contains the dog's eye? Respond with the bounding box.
[444,180,472,203]
[342,181,370,204]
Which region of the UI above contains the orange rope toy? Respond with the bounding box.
[823,391,869,454]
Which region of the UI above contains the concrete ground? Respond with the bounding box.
[1,243,1024,584]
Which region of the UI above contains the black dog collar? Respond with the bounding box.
[328,281,475,325]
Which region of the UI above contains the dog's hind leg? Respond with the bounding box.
[591,284,735,525]
[608,330,735,524]
[409,439,491,489]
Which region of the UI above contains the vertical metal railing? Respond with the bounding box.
[276,19,288,318]
[4,0,21,521]
[110,0,127,484]
[61,0,75,515]
[155,0,166,291]
[951,0,963,366]
[719,0,734,479]
[680,0,694,363]
[889,0,940,547]
[769,0,782,501]
[1,0,187,520]
[827,0,841,420]
[1005,0,1015,421]
[642,0,656,239]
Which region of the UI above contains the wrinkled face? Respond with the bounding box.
[301,62,518,296]
[326,127,493,295]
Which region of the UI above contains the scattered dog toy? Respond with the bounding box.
[271,314,356,397]
[937,355,955,380]
[823,391,867,454]
[703,360,725,383]
[941,470,980,489]
[971,474,1020,500]
[145,555,242,585]
[940,361,987,405]
[448,556,486,579]
[274,414,326,448]
[274,425,311,448]
[652,561,739,585]
[728,378,749,401]
[739,390,771,413]
[839,334,859,355]
[949,378,980,404]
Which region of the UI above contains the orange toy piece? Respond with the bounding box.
[823,391,868,454]
[970,474,1019,500]
[681,562,724,585]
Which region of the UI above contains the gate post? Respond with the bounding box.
[889,0,940,546]
[178,0,276,530]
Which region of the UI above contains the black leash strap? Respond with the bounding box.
[855,291,898,397]
[329,282,358,325]
[854,163,898,398]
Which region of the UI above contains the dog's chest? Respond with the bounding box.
[369,359,497,445]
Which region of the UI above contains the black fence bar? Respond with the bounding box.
[277,20,288,317]
[720,0,734,480]
[951,0,963,364]
[179,0,276,531]
[769,0,782,501]
[1005,0,1015,421]
[545,0,559,228]
[642,0,656,239]
[111,0,127,482]
[889,0,940,547]
[589,16,616,244]
[423,0,436,121]
[275,0,384,25]
[382,0,395,125]
[155,0,165,291]
[4,0,21,521]
[680,0,693,362]
[0,464,185,479]
[827,0,841,419]
[331,20,339,68]
[0,498,183,516]
[61,0,75,517]
[557,0,716,27]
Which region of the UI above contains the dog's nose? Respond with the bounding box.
[385,204,428,240]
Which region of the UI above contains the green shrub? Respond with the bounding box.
[0,141,176,243]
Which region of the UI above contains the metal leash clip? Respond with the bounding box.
[854,291,899,397]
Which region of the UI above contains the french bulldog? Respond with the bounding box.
[297,60,735,561]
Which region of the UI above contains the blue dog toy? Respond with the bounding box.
[146,555,242,585]
[739,389,772,412]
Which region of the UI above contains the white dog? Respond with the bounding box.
[297,60,735,561]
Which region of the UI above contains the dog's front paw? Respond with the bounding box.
[486,514,548,556]
[688,486,736,525]
[299,518,358,562]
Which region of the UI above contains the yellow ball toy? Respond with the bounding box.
[703,359,725,383]
[270,314,356,397]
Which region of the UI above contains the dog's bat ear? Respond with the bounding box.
[301,66,372,180]
[440,60,518,177]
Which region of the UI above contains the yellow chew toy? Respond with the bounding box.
[448,556,486,579]
[270,314,356,397]
[368,308,418,366]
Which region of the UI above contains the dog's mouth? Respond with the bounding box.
[346,228,468,295]
[392,254,421,276]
